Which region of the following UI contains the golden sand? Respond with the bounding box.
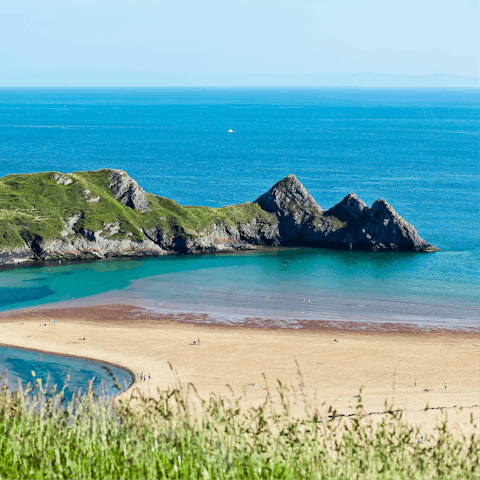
[1,304,479,437]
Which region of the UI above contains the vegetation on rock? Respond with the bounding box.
[0,169,437,266]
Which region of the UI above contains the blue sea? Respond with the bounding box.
[0,88,479,329]
[0,344,132,401]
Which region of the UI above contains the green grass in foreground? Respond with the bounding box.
[0,374,479,480]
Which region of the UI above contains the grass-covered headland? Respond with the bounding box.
[0,168,438,265]
[0,169,276,252]
[1,373,478,480]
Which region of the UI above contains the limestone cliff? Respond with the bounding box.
[0,169,438,267]
[108,169,150,211]
[254,175,436,252]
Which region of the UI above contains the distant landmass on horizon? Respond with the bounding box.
[1,70,478,87]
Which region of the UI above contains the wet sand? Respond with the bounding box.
[14,281,479,331]
[1,304,479,437]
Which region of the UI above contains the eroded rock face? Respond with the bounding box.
[324,193,368,222]
[60,213,82,237]
[108,169,149,211]
[52,173,73,186]
[255,174,321,218]
[102,222,121,237]
[143,220,281,254]
[0,246,36,265]
[36,236,167,261]
[255,174,324,243]
[83,189,100,203]
[255,175,437,253]
[358,199,433,252]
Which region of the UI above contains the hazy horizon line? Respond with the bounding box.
[1,71,478,88]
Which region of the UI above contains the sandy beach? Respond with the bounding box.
[1,303,479,437]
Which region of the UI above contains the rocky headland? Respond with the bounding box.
[0,169,438,267]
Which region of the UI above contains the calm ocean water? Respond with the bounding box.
[0,88,478,326]
[0,345,132,401]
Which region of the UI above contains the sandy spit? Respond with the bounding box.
[1,303,479,437]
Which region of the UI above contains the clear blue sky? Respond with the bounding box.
[1,0,478,77]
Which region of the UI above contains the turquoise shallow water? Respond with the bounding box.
[0,88,478,327]
[0,345,132,401]
[0,248,478,309]
[0,248,477,329]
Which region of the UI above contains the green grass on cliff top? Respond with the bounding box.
[0,170,277,250]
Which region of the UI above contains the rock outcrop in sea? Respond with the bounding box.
[0,169,438,266]
[255,174,436,252]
